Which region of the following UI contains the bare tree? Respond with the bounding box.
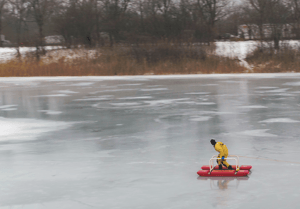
[0,0,7,47]
[246,0,289,49]
[29,0,57,55]
[267,0,289,49]
[74,0,97,46]
[99,0,131,46]
[52,1,74,48]
[248,0,270,40]
[8,0,29,57]
[289,0,300,38]
[195,0,230,42]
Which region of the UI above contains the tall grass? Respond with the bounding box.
[0,43,246,77]
[246,44,300,73]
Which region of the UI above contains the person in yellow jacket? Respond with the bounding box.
[210,139,233,170]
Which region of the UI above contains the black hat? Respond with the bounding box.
[210,139,216,145]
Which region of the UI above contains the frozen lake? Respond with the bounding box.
[0,74,300,208]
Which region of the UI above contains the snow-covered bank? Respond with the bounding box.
[215,40,300,59]
[0,42,258,63]
[0,46,64,63]
[1,40,300,71]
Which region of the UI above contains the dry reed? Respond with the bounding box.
[0,44,246,77]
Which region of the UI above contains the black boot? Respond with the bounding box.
[228,165,233,170]
[219,164,222,170]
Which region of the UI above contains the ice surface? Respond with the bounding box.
[283,81,300,86]
[0,73,300,208]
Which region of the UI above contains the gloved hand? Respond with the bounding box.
[221,156,225,161]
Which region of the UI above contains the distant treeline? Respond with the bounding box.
[1,0,300,49]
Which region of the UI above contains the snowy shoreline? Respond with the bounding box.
[0,72,300,81]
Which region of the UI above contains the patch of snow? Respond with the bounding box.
[70,82,94,86]
[34,94,70,97]
[109,102,141,106]
[201,84,218,86]
[0,46,64,63]
[196,102,216,105]
[117,83,143,86]
[140,88,168,91]
[260,118,300,123]
[176,101,197,104]
[238,105,268,109]
[255,86,278,89]
[0,105,18,109]
[38,110,62,115]
[74,96,113,101]
[0,73,299,83]
[95,89,137,93]
[237,129,277,137]
[119,96,152,100]
[189,116,212,122]
[185,92,210,95]
[0,117,72,141]
[220,80,244,83]
[262,88,290,93]
[0,108,17,111]
[55,90,78,94]
[144,98,190,106]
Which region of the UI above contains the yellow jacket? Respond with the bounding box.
[214,142,228,157]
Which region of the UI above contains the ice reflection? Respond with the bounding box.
[198,176,249,190]
[198,177,249,207]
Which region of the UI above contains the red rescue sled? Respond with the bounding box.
[201,165,252,170]
[197,155,252,177]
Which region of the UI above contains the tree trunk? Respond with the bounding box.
[16,19,21,58]
[109,32,114,47]
[274,32,280,50]
[38,23,46,55]
[95,1,100,47]
[0,10,2,47]
[86,35,92,47]
[274,39,279,50]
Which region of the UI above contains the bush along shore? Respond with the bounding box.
[0,43,299,77]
